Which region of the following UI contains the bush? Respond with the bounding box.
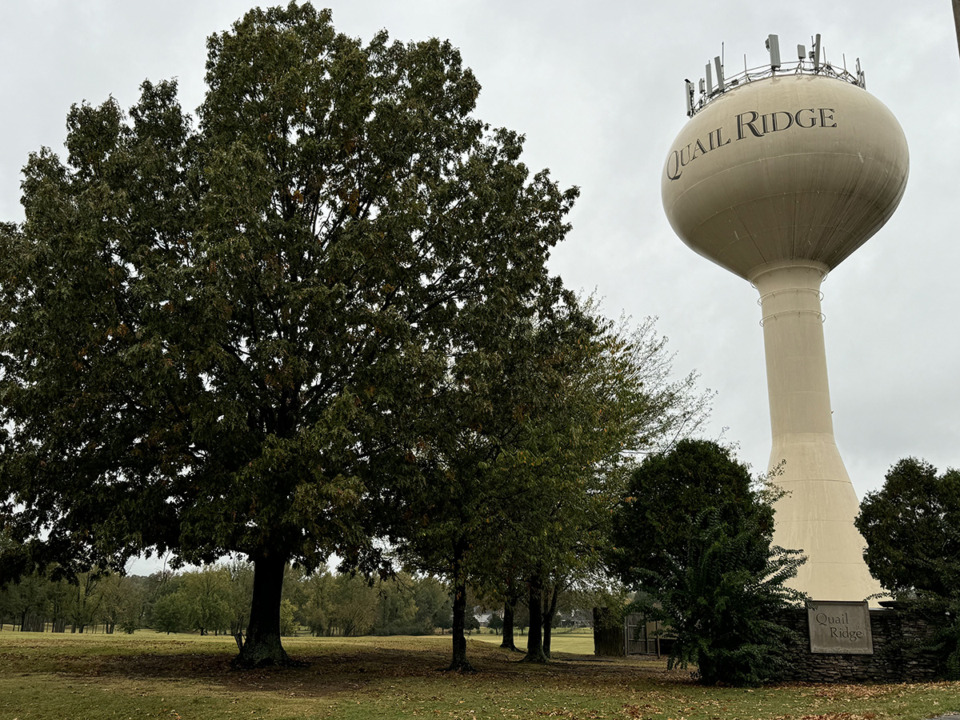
[611,440,804,685]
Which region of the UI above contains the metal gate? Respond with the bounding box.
[624,613,663,656]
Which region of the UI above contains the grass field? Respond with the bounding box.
[1,630,958,720]
[473,626,597,655]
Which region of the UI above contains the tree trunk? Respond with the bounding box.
[542,583,559,659]
[500,600,517,650]
[446,550,475,672]
[233,552,293,668]
[523,576,547,663]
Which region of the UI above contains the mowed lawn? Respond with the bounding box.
[474,627,596,655]
[0,630,958,720]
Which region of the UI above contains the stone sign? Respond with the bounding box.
[807,600,873,654]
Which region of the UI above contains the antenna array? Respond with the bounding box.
[684,33,866,117]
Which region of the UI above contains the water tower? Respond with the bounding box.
[661,35,909,602]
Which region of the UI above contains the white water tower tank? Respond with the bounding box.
[662,40,909,602]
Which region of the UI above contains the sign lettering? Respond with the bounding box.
[806,600,873,655]
[666,107,838,181]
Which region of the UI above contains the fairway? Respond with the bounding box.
[474,627,596,655]
[1,631,958,719]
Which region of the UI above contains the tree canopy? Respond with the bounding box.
[856,457,960,677]
[608,439,772,588]
[856,457,960,598]
[0,2,576,666]
[390,299,710,668]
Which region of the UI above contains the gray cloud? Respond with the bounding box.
[2,0,957,507]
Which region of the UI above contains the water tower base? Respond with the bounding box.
[753,262,885,604]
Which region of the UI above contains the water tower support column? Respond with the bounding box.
[750,261,883,601]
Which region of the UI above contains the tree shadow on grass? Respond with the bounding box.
[19,638,691,699]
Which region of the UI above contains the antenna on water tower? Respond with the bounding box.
[766,34,781,70]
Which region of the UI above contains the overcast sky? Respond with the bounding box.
[1,1,957,514]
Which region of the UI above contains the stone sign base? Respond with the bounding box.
[777,606,941,683]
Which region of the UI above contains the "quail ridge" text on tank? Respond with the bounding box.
[665,107,838,181]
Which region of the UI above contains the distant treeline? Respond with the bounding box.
[0,562,588,638]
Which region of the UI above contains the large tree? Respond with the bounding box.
[609,440,804,685]
[856,457,960,598]
[856,457,960,677]
[394,298,710,668]
[0,3,574,666]
[509,316,710,664]
[392,286,589,670]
